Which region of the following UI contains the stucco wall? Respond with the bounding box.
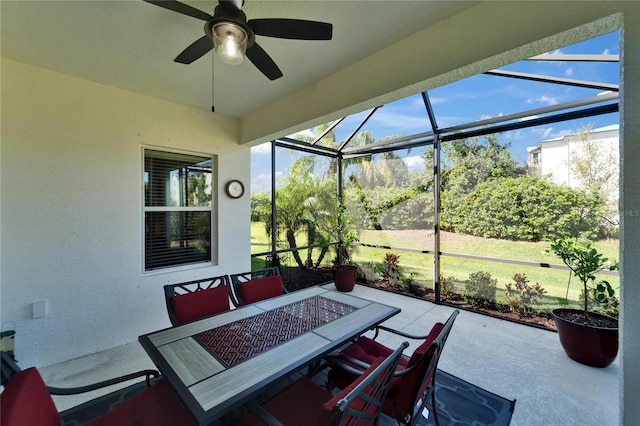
[0,58,251,367]
[619,7,640,424]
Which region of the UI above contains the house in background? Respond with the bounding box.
[1,2,639,423]
[527,124,620,205]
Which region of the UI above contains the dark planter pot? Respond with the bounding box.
[333,265,357,292]
[552,308,619,368]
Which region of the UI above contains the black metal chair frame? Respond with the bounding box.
[1,351,159,392]
[163,275,232,326]
[229,267,286,307]
[248,341,410,426]
[329,310,459,426]
[1,351,160,423]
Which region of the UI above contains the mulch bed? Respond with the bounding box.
[368,279,557,330]
[282,266,557,331]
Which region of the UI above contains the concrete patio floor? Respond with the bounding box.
[38,283,619,425]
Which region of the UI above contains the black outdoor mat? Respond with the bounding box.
[417,369,516,426]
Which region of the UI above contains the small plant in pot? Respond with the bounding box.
[548,237,619,367]
[332,206,359,292]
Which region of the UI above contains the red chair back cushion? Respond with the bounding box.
[0,367,61,426]
[317,357,385,426]
[172,286,230,325]
[385,322,444,419]
[238,275,284,304]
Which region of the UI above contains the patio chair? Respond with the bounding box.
[229,267,286,307]
[326,310,459,426]
[164,275,231,326]
[241,341,409,426]
[0,351,195,426]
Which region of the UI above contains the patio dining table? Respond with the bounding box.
[138,284,401,426]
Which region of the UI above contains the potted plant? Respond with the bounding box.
[548,237,619,367]
[332,205,359,292]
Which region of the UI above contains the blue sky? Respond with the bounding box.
[251,31,620,193]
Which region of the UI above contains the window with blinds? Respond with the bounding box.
[144,149,214,271]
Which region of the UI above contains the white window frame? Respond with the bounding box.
[142,147,217,273]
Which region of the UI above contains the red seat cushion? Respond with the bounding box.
[241,358,385,426]
[171,286,230,324]
[238,275,284,304]
[328,322,444,420]
[329,337,410,392]
[240,377,332,426]
[0,367,61,426]
[84,379,195,426]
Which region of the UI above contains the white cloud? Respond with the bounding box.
[403,156,425,174]
[290,129,315,140]
[564,67,574,77]
[526,95,559,106]
[251,142,271,154]
[603,48,611,55]
[555,129,574,138]
[531,127,555,139]
[531,126,575,141]
[368,110,431,136]
[250,171,284,193]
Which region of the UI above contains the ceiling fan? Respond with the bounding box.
[144,0,333,80]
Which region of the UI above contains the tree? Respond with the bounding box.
[454,176,609,241]
[272,155,338,269]
[251,192,271,224]
[568,123,619,236]
[569,123,618,196]
[349,176,431,230]
[440,134,522,231]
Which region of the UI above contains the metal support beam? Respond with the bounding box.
[485,69,618,92]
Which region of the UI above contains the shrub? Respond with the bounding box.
[591,292,620,318]
[401,272,421,295]
[358,261,379,283]
[505,273,546,317]
[464,271,497,308]
[381,253,401,287]
[581,284,620,318]
[452,176,610,241]
[439,274,457,299]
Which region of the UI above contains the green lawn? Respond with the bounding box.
[250,223,620,314]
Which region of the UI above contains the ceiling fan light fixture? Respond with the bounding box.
[212,22,247,65]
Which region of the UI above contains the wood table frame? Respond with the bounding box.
[139,284,401,426]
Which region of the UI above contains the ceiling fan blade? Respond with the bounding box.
[248,19,332,40]
[144,0,212,21]
[174,35,213,64]
[246,43,283,80]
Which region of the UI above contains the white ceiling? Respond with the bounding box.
[0,1,477,119]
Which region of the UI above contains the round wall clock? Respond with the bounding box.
[225,179,245,199]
